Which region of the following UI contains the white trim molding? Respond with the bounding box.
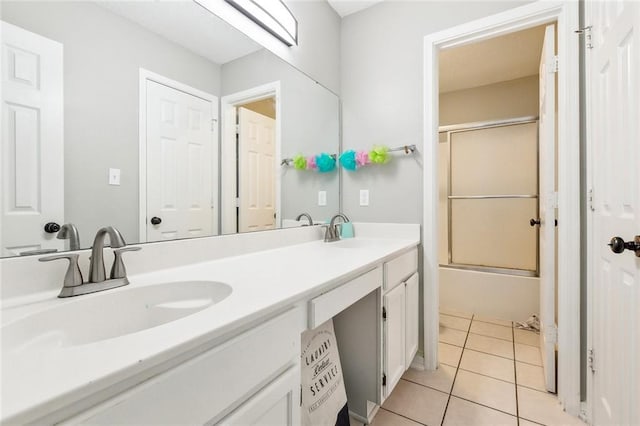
[422,0,581,416]
[138,68,219,243]
[220,81,282,234]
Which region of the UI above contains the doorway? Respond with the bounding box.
[138,69,219,242]
[220,82,281,234]
[422,1,580,416]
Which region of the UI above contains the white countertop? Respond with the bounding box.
[1,235,419,423]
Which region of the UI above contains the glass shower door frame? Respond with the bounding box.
[443,116,540,277]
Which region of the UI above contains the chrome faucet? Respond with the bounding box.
[40,226,140,298]
[295,212,314,226]
[89,226,126,283]
[57,223,81,251]
[324,213,350,242]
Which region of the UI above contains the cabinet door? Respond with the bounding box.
[220,366,300,426]
[404,273,419,369]
[383,283,405,398]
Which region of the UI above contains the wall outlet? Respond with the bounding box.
[108,168,121,186]
[359,189,369,206]
[318,190,327,206]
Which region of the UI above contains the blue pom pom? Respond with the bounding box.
[316,153,336,173]
[339,150,357,171]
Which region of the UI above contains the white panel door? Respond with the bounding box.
[146,80,214,242]
[589,1,640,424]
[383,283,405,399]
[404,273,419,369]
[538,24,557,394]
[1,21,63,256]
[238,107,276,233]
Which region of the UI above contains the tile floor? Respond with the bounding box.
[353,310,585,426]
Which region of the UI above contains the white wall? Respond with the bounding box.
[221,50,340,223]
[1,2,221,247]
[440,75,539,126]
[340,1,531,223]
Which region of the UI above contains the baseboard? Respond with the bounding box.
[349,405,379,425]
[410,354,426,371]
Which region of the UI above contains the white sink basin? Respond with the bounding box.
[2,281,232,354]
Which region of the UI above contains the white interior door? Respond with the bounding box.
[538,24,557,394]
[146,80,215,242]
[1,21,64,256]
[589,1,640,424]
[237,107,276,233]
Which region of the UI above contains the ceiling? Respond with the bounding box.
[96,1,262,65]
[326,0,384,17]
[439,25,547,93]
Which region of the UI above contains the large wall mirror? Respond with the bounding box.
[1,0,340,257]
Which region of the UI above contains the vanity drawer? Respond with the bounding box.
[308,267,382,329]
[62,308,300,425]
[384,248,418,291]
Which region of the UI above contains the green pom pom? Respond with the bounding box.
[293,154,307,170]
[369,145,390,164]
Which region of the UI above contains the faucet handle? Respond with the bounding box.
[110,246,141,280]
[39,253,84,288]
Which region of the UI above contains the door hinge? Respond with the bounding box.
[588,188,595,211]
[235,197,240,208]
[588,348,596,373]
[382,373,387,387]
[575,26,593,49]
[545,324,558,345]
[382,306,387,321]
[551,55,559,73]
[550,191,559,209]
[235,124,240,135]
[211,118,217,132]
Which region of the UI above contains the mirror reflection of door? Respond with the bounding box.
[1,21,64,256]
[237,104,276,232]
[144,77,218,242]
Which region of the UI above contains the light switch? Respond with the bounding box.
[318,191,327,206]
[359,189,369,206]
[109,168,121,186]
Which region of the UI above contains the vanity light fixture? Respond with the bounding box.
[224,0,298,46]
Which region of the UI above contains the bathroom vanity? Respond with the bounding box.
[0,223,420,424]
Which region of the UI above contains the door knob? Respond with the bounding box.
[530,218,541,227]
[44,222,61,233]
[608,236,640,257]
[150,216,162,225]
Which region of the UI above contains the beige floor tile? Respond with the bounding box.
[518,386,586,425]
[459,349,515,383]
[440,325,467,347]
[440,307,473,319]
[382,379,449,425]
[514,328,540,346]
[516,361,546,391]
[465,333,514,359]
[515,343,542,366]
[371,408,422,426]
[349,416,366,426]
[403,364,457,393]
[439,342,463,367]
[443,397,517,426]
[519,420,543,426]
[440,314,471,332]
[470,321,513,341]
[452,369,517,415]
[473,316,513,327]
